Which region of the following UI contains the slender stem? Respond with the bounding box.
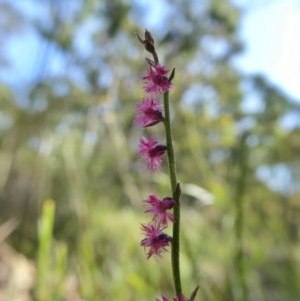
[233,133,249,301]
[163,91,182,296]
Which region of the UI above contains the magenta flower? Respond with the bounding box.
[134,98,164,128]
[138,137,167,171]
[140,223,172,259]
[145,194,175,226]
[143,64,172,94]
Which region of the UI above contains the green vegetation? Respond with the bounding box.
[0,0,299,300]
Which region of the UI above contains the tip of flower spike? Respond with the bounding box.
[136,29,159,63]
[136,29,155,54]
[144,29,156,54]
[145,29,154,45]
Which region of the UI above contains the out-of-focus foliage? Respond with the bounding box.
[0,0,299,300]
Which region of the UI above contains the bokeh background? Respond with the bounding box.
[0,1,299,301]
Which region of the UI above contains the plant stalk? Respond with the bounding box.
[163,91,182,296]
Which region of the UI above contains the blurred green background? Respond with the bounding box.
[0,0,299,301]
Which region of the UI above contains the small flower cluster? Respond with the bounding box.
[134,31,175,259]
[135,62,172,171]
[140,194,175,259]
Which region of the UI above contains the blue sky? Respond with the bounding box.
[1,0,300,101]
[234,0,300,100]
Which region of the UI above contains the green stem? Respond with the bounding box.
[163,91,182,296]
[233,133,249,301]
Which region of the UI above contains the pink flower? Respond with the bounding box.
[143,64,172,94]
[140,223,172,259]
[138,137,167,171]
[145,194,175,226]
[134,98,164,128]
